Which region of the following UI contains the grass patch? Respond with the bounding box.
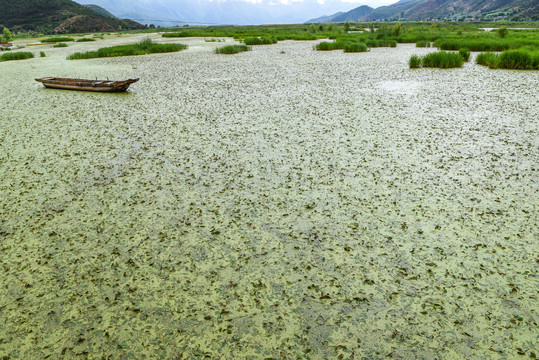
[0,52,34,61]
[215,44,251,54]
[434,38,526,52]
[459,48,470,61]
[476,52,500,68]
[364,39,397,48]
[343,43,369,53]
[409,51,464,69]
[53,43,68,48]
[40,51,46,57]
[477,49,539,70]
[41,37,75,43]
[243,37,277,45]
[76,38,96,42]
[498,49,539,69]
[416,41,431,48]
[409,55,421,68]
[315,41,341,51]
[67,38,187,60]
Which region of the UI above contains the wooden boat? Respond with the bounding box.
[35,77,139,92]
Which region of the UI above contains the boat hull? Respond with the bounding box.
[36,77,139,92]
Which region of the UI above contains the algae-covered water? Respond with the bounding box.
[0,34,538,359]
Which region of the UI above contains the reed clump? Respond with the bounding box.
[409,55,421,68]
[243,37,277,45]
[343,43,369,53]
[215,44,251,54]
[53,43,68,48]
[0,51,34,61]
[41,37,75,43]
[364,39,397,48]
[409,51,464,69]
[477,49,539,70]
[67,38,187,59]
[459,48,470,62]
[416,41,431,48]
[76,38,96,42]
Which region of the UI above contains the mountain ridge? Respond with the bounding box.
[0,0,145,33]
[316,0,538,22]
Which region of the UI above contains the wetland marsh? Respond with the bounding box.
[0,33,538,358]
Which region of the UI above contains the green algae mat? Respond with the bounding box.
[0,37,538,359]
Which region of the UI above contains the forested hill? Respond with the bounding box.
[0,0,145,33]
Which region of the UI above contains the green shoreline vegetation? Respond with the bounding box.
[159,21,538,59]
[66,37,187,60]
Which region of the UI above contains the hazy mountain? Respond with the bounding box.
[307,12,346,24]
[306,6,374,23]
[360,0,424,20]
[331,6,374,22]
[71,0,374,26]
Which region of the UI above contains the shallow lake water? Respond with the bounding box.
[1,34,538,359]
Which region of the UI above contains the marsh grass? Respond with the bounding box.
[41,37,75,43]
[53,43,68,48]
[476,49,539,70]
[435,38,528,51]
[67,38,187,60]
[0,52,34,61]
[476,52,500,68]
[315,41,341,51]
[243,37,277,45]
[343,43,369,53]
[416,41,431,48]
[76,38,96,42]
[364,39,397,48]
[410,51,464,69]
[0,51,32,61]
[409,55,421,68]
[421,51,464,68]
[459,48,470,61]
[40,51,46,57]
[498,49,539,69]
[215,44,251,54]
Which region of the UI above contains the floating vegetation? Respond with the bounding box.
[52,42,68,48]
[1,31,538,359]
[66,38,187,59]
[215,44,251,54]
